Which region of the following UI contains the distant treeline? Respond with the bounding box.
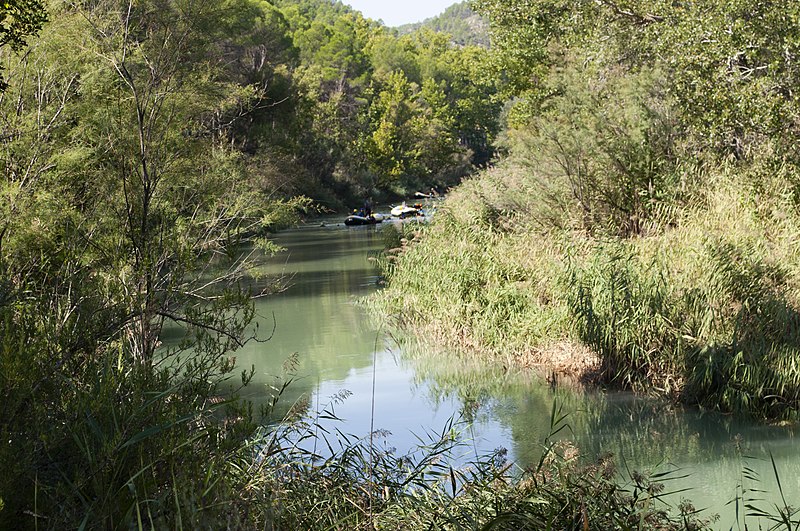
[395,2,490,48]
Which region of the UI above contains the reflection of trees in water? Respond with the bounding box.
[241,228,384,420]
[398,336,590,463]
[162,224,386,423]
[398,334,800,513]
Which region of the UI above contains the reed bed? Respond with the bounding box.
[376,159,800,422]
[236,399,714,530]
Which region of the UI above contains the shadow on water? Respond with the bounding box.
[160,221,389,420]
[224,223,388,419]
[271,241,381,266]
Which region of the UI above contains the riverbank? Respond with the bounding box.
[377,159,800,422]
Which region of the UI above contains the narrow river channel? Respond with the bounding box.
[226,219,797,529]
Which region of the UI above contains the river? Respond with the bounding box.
[223,218,798,529]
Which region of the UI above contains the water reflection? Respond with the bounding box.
[166,220,799,528]
[402,339,800,527]
[231,223,387,417]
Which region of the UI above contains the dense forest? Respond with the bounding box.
[2,0,799,527]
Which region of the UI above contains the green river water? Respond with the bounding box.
[206,218,799,529]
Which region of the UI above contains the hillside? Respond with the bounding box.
[396,2,489,48]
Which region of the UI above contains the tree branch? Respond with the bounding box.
[156,310,246,348]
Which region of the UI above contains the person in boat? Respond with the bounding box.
[363,198,373,217]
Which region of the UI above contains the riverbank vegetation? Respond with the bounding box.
[1,0,797,526]
[380,0,800,422]
[0,0,502,525]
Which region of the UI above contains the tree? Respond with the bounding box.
[474,0,800,160]
[441,45,500,165]
[0,0,307,524]
[513,65,678,235]
[365,71,418,183]
[0,0,47,89]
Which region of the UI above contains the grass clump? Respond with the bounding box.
[377,187,574,367]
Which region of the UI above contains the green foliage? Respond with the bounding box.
[292,13,371,81]
[376,183,572,359]
[471,0,568,111]
[367,0,800,423]
[252,400,711,530]
[260,0,501,203]
[732,453,800,530]
[0,0,46,50]
[506,64,680,235]
[474,0,800,161]
[0,0,47,89]
[380,150,800,421]
[0,0,312,526]
[365,71,419,181]
[0,0,501,524]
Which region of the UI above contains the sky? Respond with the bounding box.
[342,0,457,27]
